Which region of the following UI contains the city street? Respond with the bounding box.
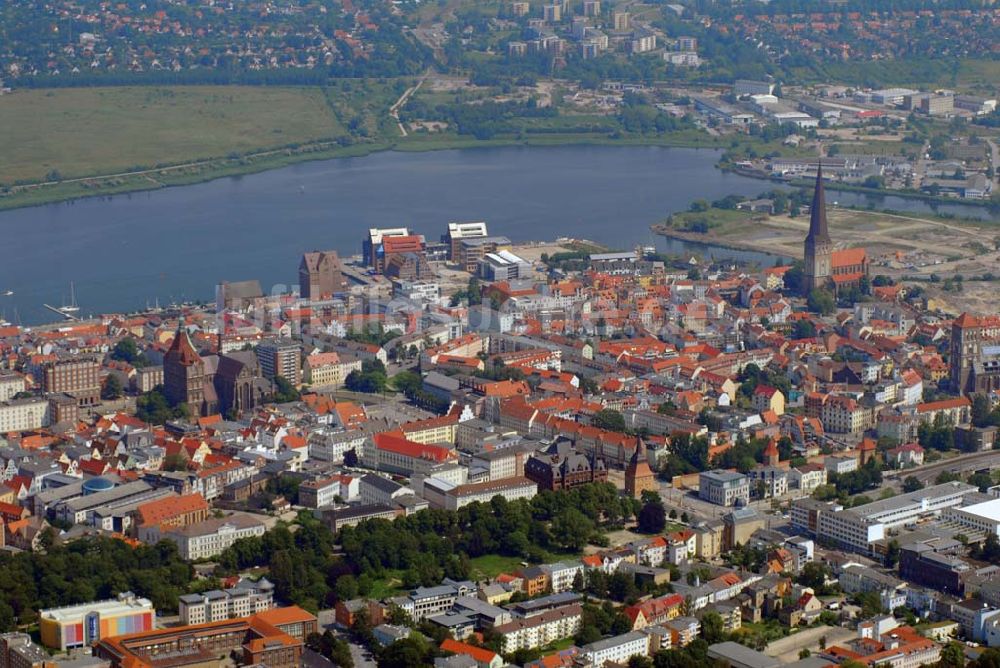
[317,609,377,668]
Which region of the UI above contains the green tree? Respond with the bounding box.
[272,376,301,403]
[807,288,836,315]
[551,507,595,551]
[102,375,124,400]
[110,337,148,366]
[593,409,627,433]
[637,501,667,534]
[902,476,924,492]
[700,611,725,644]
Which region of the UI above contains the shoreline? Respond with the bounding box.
[650,224,800,261]
[721,165,998,211]
[0,133,729,213]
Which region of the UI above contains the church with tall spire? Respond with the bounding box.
[803,163,869,294]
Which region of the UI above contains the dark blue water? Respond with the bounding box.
[1,145,995,324]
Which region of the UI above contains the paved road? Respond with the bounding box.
[317,609,377,668]
[886,449,1000,484]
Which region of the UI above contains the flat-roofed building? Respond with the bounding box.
[42,356,101,406]
[94,606,317,668]
[946,497,1000,537]
[54,480,172,530]
[40,592,155,651]
[478,250,532,282]
[699,470,749,507]
[707,641,781,668]
[256,338,301,386]
[444,222,489,260]
[457,236,512,274]
[178,578,275,625]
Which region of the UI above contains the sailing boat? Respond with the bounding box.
[59,282,80,313]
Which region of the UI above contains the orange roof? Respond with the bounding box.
[373,432,453,463]
[917,397,971,413]
[440,639,499,664]
[137,494,208,527]
[254,606,318,626]
[482,379,531,398]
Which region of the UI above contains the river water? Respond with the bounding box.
[1,145,995,324]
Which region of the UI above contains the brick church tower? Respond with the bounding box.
[625,437,657,500]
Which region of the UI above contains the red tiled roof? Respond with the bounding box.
[137,494,208,527]
[440,639,499,664]
[373,432,453,462]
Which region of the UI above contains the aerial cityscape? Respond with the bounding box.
[3,0,1000,667]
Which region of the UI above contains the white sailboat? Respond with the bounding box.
[59,282,80,313]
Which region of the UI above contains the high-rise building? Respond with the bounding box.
[443,221,488,261]
[41,356,101,407]
[299,250,347,300]
[611,10,630,31]
[803,166,833,294]
[162,323,205,412]
[256,339,302,386]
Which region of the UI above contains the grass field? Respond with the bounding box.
[0,86,347,183]
[468,554,527,579]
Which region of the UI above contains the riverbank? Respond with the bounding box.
[722,164,999,211]
[0,131,733,212]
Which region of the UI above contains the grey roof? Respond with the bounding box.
[435,656,478,668]
[583,631,646,653]
[63,480,152,512]
[707,642,782,668]
[361,473,406,494]
[165,513,263,537]
[452,597,510,621]
[702,469,747,483]
[507,591,580,615]
[851,481,977,520]
[426,612,475,628]
[424,371,460,391]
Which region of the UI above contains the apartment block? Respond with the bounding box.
[178,578,275,625]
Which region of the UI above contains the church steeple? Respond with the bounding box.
[806,163,831,245]
[803,162,833,293]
